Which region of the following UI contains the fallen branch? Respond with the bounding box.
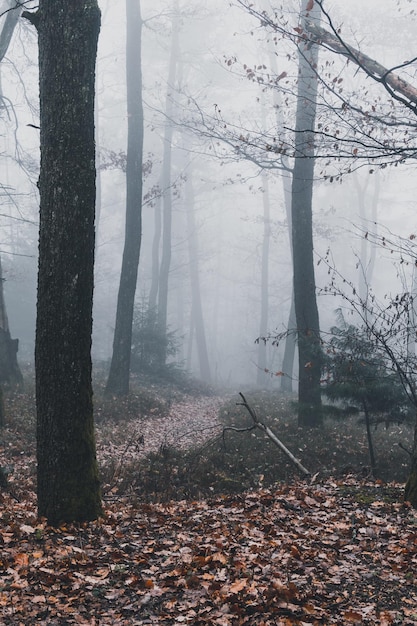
[223,392,311,478]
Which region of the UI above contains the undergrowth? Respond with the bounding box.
[0,383,412,505]
[99,390,413,503]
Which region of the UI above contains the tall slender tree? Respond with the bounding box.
[292,0,322,426]
[157,5,180,364]
[185,164,211,382]
[303,0,417,505]
[259,1,297,392]
[0,0,23,388]
[354,172,379,309]
[23,0,102,524]
[256,167,271,387]
[106,0,144,395]
[0,0,23,62]
[0,256,22,387]
[148,193,162,311]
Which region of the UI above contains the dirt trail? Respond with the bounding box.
[140,395,225,452]
[96,395,229,467]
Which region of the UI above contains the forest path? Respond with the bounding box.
[139,394,227,453]
[96,394,231,467]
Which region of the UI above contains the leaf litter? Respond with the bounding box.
[97,395,225,463]
[1,392,417,624]
[1,478,417,624]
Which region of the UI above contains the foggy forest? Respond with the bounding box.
[1,0,417,623]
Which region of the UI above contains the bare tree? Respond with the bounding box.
[106,0,144,395]
[291,0,323,426]
[0,0,24,388]
[157,2,180,366]
[184,160,211,383]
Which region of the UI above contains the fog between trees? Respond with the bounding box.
[1,0,417,391]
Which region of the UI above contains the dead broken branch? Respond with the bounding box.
[223,392,311,478]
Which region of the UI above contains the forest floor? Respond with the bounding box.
[1,386,417,624]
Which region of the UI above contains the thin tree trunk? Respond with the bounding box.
[292,0,322,427]
[405,415,417,506]
[257,169,270,387]
[0,0,23,63]
[185,167,211,382]
[408,266,417,362]
[281,298,296,393]
[0,2,24,390]
[157,8,179,363]
[268,45,296,392]
[280,165,297,393]
[355,172,380,308]
[106,0,144,395]
[0,254,22,386]
[148,193,162,310]
[186,305,194,371]
[23,0,102,525]
[363,401,377,476]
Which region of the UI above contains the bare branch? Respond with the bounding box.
[223,392,311,477]
[305,7,417,113]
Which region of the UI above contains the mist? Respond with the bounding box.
[1,0,417,391]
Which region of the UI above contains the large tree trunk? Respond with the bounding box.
[292,0,322,427]
[106,0,144,395]
[25,0,102,525]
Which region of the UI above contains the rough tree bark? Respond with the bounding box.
[106,0,144,395]
[292,0,323,427]
[23,0,102,524]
